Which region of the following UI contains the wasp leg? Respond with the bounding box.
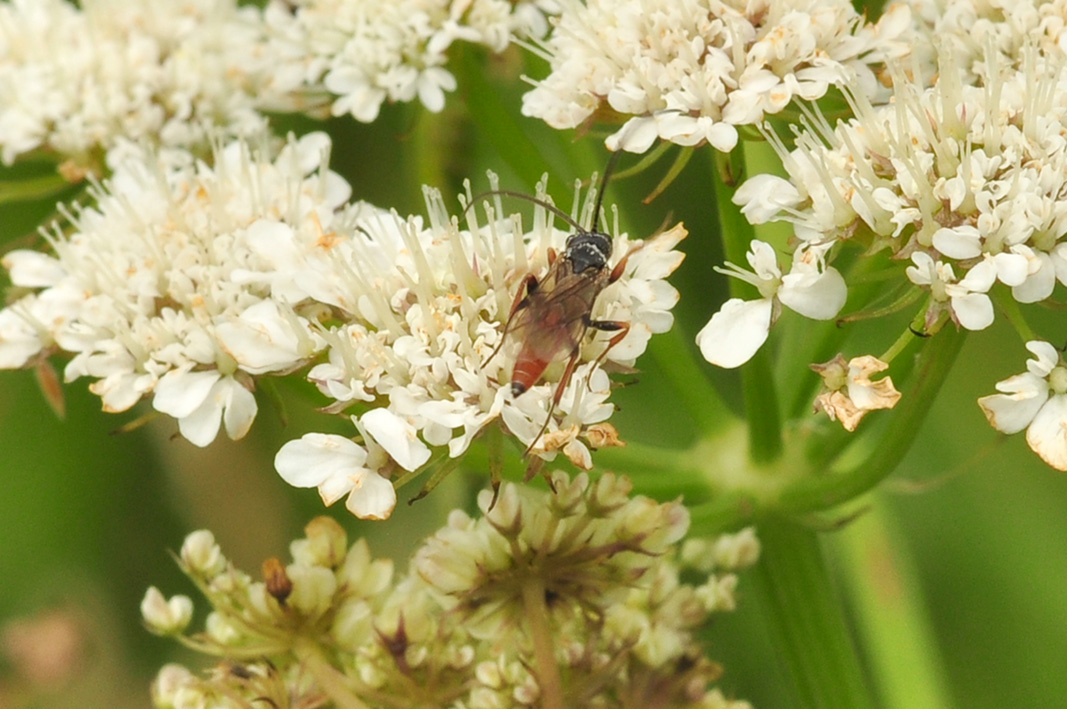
[484,272,539,366]
[607,240,646,283]
[586,319,630,388]
[522,344,583,458]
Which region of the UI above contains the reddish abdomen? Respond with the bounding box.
[510,353,549,397]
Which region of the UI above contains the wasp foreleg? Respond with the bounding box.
[607,240,647,284]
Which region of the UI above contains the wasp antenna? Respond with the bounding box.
[590,148,625,233]
[466,189,584,232]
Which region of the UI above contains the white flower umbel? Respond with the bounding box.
[978,341,1067,471]
[521,0,911,153]
[906,0,1067,83]
[697,240,846,368]
[272,176,686,518]
[732,44,1067,336]
[0,0,271,167]
[0,132,350,446]
[260,0,551,122]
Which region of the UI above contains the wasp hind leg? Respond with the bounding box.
[522,344,583,460]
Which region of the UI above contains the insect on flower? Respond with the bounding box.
[472,151,641,456]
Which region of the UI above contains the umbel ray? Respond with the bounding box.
[469,148,643,457]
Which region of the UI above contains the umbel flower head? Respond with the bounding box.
[718,39,1067,369]
[274,176,686,520]
[0,132,348,446]
[906,0,1067,83]
[0,0,271,168]
[521,0,911,153]
[146,474,760,709]
[261,0,553,122]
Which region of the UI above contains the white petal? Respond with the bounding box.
[1011,253,1056,303]
[950,292,993,330]
[747,241,781,279]
[977,373,1048,434]
[779,267,847,319]
[993,252,1029,286]
[1026,341,1060,377]
[275,433,367,489]
[215,301,308,374]
[696,298,773,368]
[957,258,996,292]
[1026,396,1067,470]
[607,116,658,153]
[344,470,397,520]
[932,226,982,259]
[221,381,258,441]
[153,369,220,418]
[733,175,801,224]
[175,398,225,447]
[2,250,65,287]
[361,408,431,471]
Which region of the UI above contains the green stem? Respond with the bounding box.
[522,578,565,709]
[646,325,737,434]
[711,147,783,463]
[0,172,75,204]
[829,497,955,709]
[780,326,966,513]
[752,519,874,709]
[993,289,1036,343]
[687,326,966,532]
[455,46,571,192]
[294,640,370,709]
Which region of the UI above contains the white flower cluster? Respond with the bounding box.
[980,341,1067,471]
[274,179,686,519]
[0,132,349,446]
[718,41,1067,368]
[261,0,552,122]
[907,0,1067,82]
[0,0,270,166]
[0,131,685,519]
[0,0,547,168]
[521,0,911,153]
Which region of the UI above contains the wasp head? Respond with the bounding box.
[564,230,612,274]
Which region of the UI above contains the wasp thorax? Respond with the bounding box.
[565,230,612,274]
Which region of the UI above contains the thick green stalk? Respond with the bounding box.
[711,148,783,463]
[752,519,874,709]
[779,326,966,513]
[647,325,737,434]
[829,498,955,709]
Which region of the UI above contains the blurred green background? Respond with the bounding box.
[1,47,1066,709]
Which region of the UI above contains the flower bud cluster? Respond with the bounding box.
[147,474,758,708]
